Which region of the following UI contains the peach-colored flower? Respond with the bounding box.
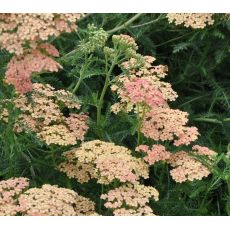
[192,145,216,157]
[4,83,88,146]
[167,151,212,183]
[5,46,62,94]
[0,177,29,216]
[141,108,199,146]
[136,144,171,165]
[58,140,149,184]
[0,13,83,55]
[1,14,84,94]
[167,13,214,29]
[101,183,159,216]
[18,184,96,216]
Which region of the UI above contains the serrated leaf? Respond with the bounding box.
[215,49,227,64]
[173,42,190,53]
[213,30,225,39]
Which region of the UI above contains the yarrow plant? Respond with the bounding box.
[167,145,216,183]
[136,144,171,165]
[0,13,226,216]
[0,83,88,146]
[56,33,218,215]
[5,44,62,94]
[0,177,97,216]
[111,44,199,147]
[0,13,83,55]
[141,107,199,146]
[58,140,159,215]
[18,184,97,216]
[110,34,216,186]
[0,13,84,93]
[136,144,216,183]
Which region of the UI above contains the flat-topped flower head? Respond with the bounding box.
[37,124,78,146]
[101,183,159,216]
[0,13,84,55]
[71,140,133,163]
[95,152,149,184]
[0,177,29,216]
[136,144,171,165]
[123,77,165,108]
[111,76,165,114]
[192,145,217,157]
[141,108,199,146]
[167,13,214,29]
[5,45,62,94]
[18,184,96,216]
[111,54,177,115]
[58,140,149,184]
[1,14,84,94]
[4,83,88,146]
[167,151,212,183]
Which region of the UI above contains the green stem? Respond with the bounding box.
[99,184,104,213]
[130,14,165,28]
[96,58,117,126]
[49,146,57,168]
[137,105,146,145]
[154,31,194,47]
[137,117,143,146]
[193,117,222,125]
[51,152,56,168]
[72,73,84,94]
[72,54,92,94]
[107,13,143,34]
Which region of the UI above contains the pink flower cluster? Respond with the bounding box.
[6,83,88,146]
[5,45,62,94]
[0,177,97,216]
[116,55,177,102]
[167,147,216,183]
[136,144,171,165]
[110,36,216,189]
[0,177,29,216]
[111,51,198,146]
[122,77,165,108]
[95,153,148,184]
[167,13,214,29]
[19,184,96,216]
[141,107,199,146]
[58,140,160,216]
[0,13,83,55]
[101,183,159,216]
[58,140,149,184]
[111,55,175,115]
[0,14,84,94]
[192,145,217,157]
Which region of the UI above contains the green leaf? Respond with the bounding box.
[172,42,191,53]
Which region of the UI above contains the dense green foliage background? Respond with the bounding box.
[0,13,230,215]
